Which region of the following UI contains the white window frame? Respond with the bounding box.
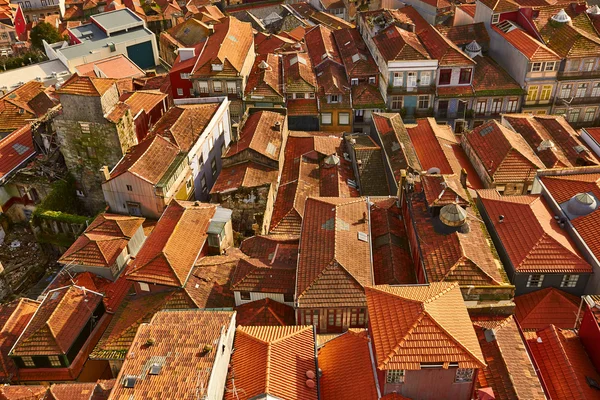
[227,81,236,94]
[351,78,359,85]
[420,72,431,86]
[526,274,544,288]
[576,83,588,98]
[213,81,222,92]
[139,282,150,291]
[592,82,600,97]
[560,84,572,99]
[531,62,542,72]
[330,94,339,103]
[199,81,209,93]
[393,72,403,87]
[561,274,579,288]
[407,72,417,87]
[180,73,190,80]
[584,107,596,122]
[177,88,183,96]
[545,62,555,71]
[491,13,499,24]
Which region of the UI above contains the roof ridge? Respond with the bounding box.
[422,281,458,304]
[542,325,586,397]
[519,232,584,268]
[519,288,555,321]
[380,313,424,369]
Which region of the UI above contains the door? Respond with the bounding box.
[126,41,155,69]
[438,100,449,118]
[127,202,142,216]
[404,96,417,117]
[327,309,343,333]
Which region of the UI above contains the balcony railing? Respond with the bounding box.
[558,70,600,81]
[554,96,600,106]
[387,84,435,95]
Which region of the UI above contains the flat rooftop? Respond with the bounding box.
[90,8,144,34]
[60,25,153,60]
[0,59,71,93]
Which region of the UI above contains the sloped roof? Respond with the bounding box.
[472,316,546,400]
[438,23,489,47]
[225,111,286,161]
[478,189,592,273]
[526,325,600,400]
[0,299,39,380]
[492,25,560,61]
[0,82,56,133]
[231,258,296,295]
[211,161,278,193]
[374,25,430,62]
[332,28,378,78]
[111,310,234,400]
[296,197,372,308]
[235,298,295,327]
[318,329,378,400]
[305,24,342,67]
[0,124,36,182]
[422,174,469,208]
[514,287,580,330]
[245,53,282,98]
[126,201,217,287]
[366,283,486,370]
[123,90,167,116]
[478,0,518,12]
[351,83,386,109]
[56,74,116,97]
[10,286,103,356]
[59,213,145,268]
[542,13,600,58]
[418,25,474,66]
[471,55,524,97]
[464,120,544,184]
[225,326,317,400]
[407,118,462,175]
[283,52,317,91]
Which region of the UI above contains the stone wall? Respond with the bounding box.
[215,184,272,236]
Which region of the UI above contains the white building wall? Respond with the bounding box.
[102,172,164,219]
[234,291,294,307]
[206,313,236,400]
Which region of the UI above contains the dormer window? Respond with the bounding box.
[531,62,542,72]
[458,68,472,84]
[330,94,339,103]
[351,78,359,85]
[491,13,499,24]
[211,64,223,71]
[545,62,556,71]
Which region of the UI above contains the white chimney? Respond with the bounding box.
[178,48,196,62]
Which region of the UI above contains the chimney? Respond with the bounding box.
[100,166,110,181]
[178,48,196,62]
[460,168,467,188]
[207,24,215,34]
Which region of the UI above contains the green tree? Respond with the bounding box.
[30,22,66,50]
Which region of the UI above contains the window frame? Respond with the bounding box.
[321,112,332,125]
[526,274,544,288]
[491,13,499,24]
[507,98,518,113]
[560,84,572,99]
[338,112,350,125]
[455,368,474,383]
[438,69,452,85]
[560,274,579,288]
[540,85,552,101]
[386,369,405,384]
[526,86,539,102]
[213,81,222,92]
[531,62,542,72]
[176,88,183,96]
[240,291,251,300]
[420,71,431,86]
[584,107,596,122]
[418,95,429,109]
[393,72,403,87]
[458,68,472,84]
[576,83,588,98]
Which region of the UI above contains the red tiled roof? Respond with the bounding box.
[0,82,56,132]
[75,54,146,79]
[472,316,546,400]
[366,283,486,370]
[374,25,430,62]
[0,124,36,181]
[59,213,144,269]
[407,118,461,175]
[245,53,282,98]
[225,326,317,400]
[296,198,371,308]
[240,235,300,265]
[0,385,47,399]
[111,310,235,400]
[0,299,39,380]
[123,90,167,116]
[286,99,318,116]
[57,74,116,97]
[332,28,378,79]
[514,287,580,330]
[225,111,286,161]
[438,23,489,47]
[11,286,103,356]
[463,120,544,184]
[471,55,524,96]
[419,26,475,66]
[49,382,109,400]
[351,84,385,109]
[211,161,277,193]
[421,174,469,208]
[478,190,592,273]
[126,201,217,287]
[543,18,600,58]
[151,103,219,151]
[457,3,476,18]
[104,102,131,124]
[582,127,600,146]
[318,329,378,400]
[309,10,354,30]
[492,25,560,61]
[436,84,474,98]
[305,24,342,67]
[231,258,296,295]
[184,252,237,309]
[235,298,295,327]
[526,325,600,400]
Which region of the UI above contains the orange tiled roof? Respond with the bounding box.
[59,213,144,269]
[110,310,234,400]
[211,161,277,193]
[478,190,592,273]
[421,174,469,208]
[366,283,486,370]
[351,84,385,109]
[126,201,217,287]
[75,54,146,79]
[240,235,300,263]
[492,25,560,61]
[332,28,378,79]
[514,287,580,330]
[0,299,39,380]
[183,252,238,308]
[286,99,318,116]
[438,23,489,47]
[478,0,518,12]
[235,298,295,326]
[57,74,117,97]
[463,120,544,184]
[296,197,371,308]
[374,25,430,62]
[472,316,546,400]
[231,257,296,295]
[10,286,103,357]
[543,16,600,58]
[526,325,600,400]
[407,118,461,175]
[49,381,113,400]
[471,55,524,97]
[318,329,378,400]
[0,124,36,181]
[123,90,167,116]
[419,25,474,66]
[245,53,282,98]
[283,53,317,92]
[225,326,317,400]
[305,24,342,67]
[225,111,286,161]
[0,385,47,399]
[0,82,56,132]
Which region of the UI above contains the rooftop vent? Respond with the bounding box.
[258,60,270,69]
[551,9,571,23]
[567,192,597,216]
[587,5,600,15]
[439,203,467,227]
[148,363,162,375]
[123,376,137,388]
[537,139,554,151]
[465,40,482,58]
[324,153,340,167]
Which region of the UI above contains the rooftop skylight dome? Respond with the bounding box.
[440,203,468,227]
[465,40,482,58]
[551,9,572,24]
[567,192,597,216]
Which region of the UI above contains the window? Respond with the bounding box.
[201,176,207,191]
[330,94,339,103]
[418,95,429,109]
[391,96,402,110]
[420,71,431,86]
[576,83,588,98]
[321,112,332,125]
[527,274,544,287]
[227,81,236,94]
[139,282,150,291]
[459,68,472,84]
[526,86,538,102]
[303,310,319,326]
[407,72,417,87]
[568,108,581,122]
[218,121,224,134]
[540,85,552,101]
[386,370,405,384]
[393,72,403,87]
[560,84,572,98]
[585,108,596,122]
[190,88,194,96]
[350,308,366,327]
[126,185,133,192]
[584,59,595,71]
[455,368,474,383]
[439,69,452,85]
[287,93,293,100]
[80,122,90,133]
[22,356,35,367]
[568,60,580,71]
[283,293,294,303]
[351,78,359,85]
[177,88,183,96]
[24,1,31,7]
[476,100,486,115]
[211,158,217,176]
[545,62,555,71]
[240,291,251,300]
[339,112,350,125]
[309,92,315,99]
[199,81,208,93]
[491,98,502,114]
[561,274,579,288]
[41,0,47,5]
[491,13,499,24]
[555,108,567,117]
[592,82,600,97]
[369,76,376,84]
[49,356,61,367]
[531,62,542,72]
[507,98,518,112]
[180,73,190,80]
[213,81,222,92]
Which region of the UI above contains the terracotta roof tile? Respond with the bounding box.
[407,118,461,175]
[225,326,317,400]
[211,161,278,193]
[110,310,235,400]
[318,329,378,400]
[419,26,474,66]
[309,10,354,30]
[59,213,144,269]
[245,53,282,98]
[126,201,217,287]
[57,74,117,97]
[11,286,103,356]
[0,385,47,399]
[472,316,546,400]
[0,124,36,181]
[332,28,378,79]
[526,325,600,400]
[544,18,600,58]
[421,174,469,208]
[286,99,318,116]
[225,111,285,161]
[104,102,130,124]
[351,84,385,109]
[478,0,518,12]
[0,82,56,132]
[463,120,544,184]
[296,198,371,308]
[151,103,219,151]
[514,287,580,330]
[438,23,489,47]
[235,298,295,326]
[231,258,296,295]
[366,283,486,370]
[240,235,300,264]
[49,382,99,400]
[75,54,146,79]
[492,25,560,61]
[315,61,351,108]
[471,55,524,97]
[374,25,430,62]
[305,24,342,67]
[0,299,39,380]
[283,52,317,93]
[123,90,167,116]
[478,190,592,273]
[183,252,237,308]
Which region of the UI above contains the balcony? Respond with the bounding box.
[558,70,600,81]
[554,96,600,106]
[387,84,435,95]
